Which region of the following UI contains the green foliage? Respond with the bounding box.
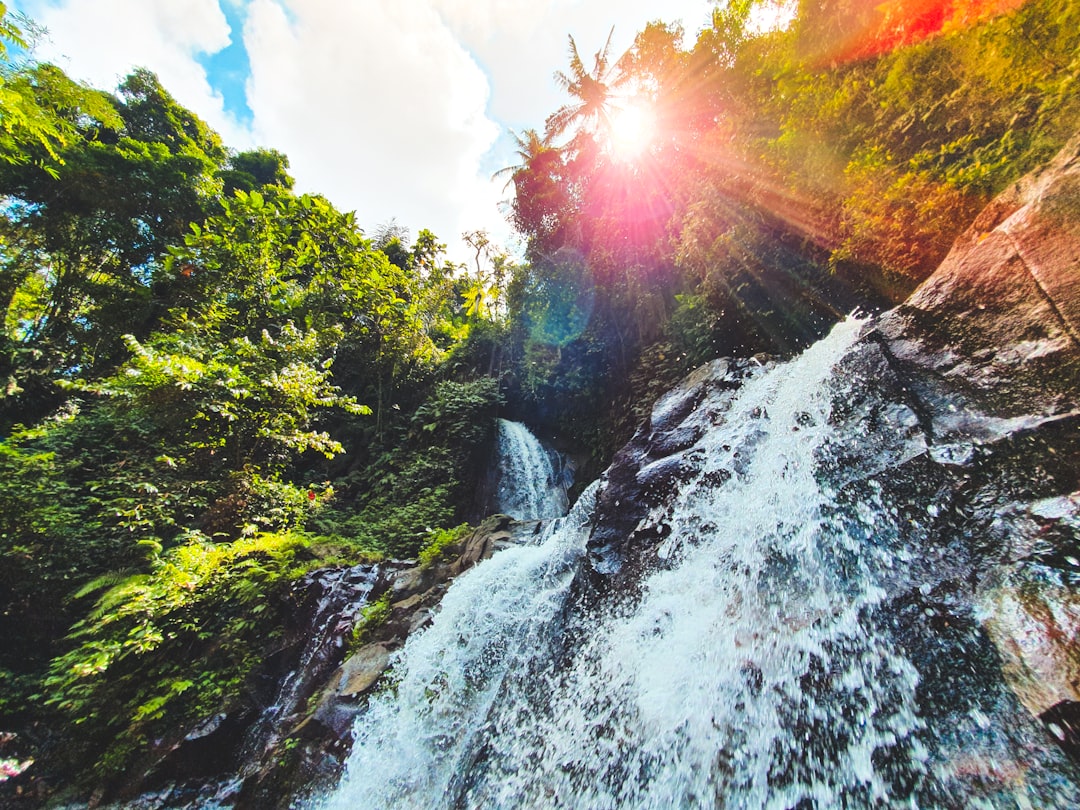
[0,9,122,175]
[85,323,366,472]
[832,153,985,281]
[0,414,92,672]
[0,64,221,427]
[418,523,472,568]
[118,68,225,167]
[364,379,501,557]
[348,592,392,651]
[411,378,502,445]
[521,249,595,350]
[219,147,294,195]
[771,0,1080,284]
[42,531,315,781]
[667,294,718,368]
[311,378,502,558]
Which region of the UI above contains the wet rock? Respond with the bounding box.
[979,492,1080,722]
[1041,701,1080,764]
[634,454,696,505]
[336,644,392,698]
[875,135,1080,443]
[866,136,1080,767]
[586,357,760,587]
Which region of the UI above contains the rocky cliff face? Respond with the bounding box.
[584,134,1080,790]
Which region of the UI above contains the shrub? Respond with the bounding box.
[41,531,320,782]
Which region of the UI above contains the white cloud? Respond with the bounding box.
[19,0,253,148]
[430,0,714,128]
[14,0,716,262]
[240,0,502,259]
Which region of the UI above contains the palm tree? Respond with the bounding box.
[492,128,554,190]
[492,127,574,255]
[544,27,628,144]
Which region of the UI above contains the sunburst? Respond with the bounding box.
[609,102,655,162]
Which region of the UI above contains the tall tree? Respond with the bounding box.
[0,6,119,174]
[545,28,628,145]
[219,146,294,195]
[0,68,228,428]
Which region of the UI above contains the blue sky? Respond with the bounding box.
[12,0,715,261]
[194,0,253,125]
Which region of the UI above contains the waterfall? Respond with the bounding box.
[318,317,1077,809]
[240,566,380,765]
[321,481,599,810]
[491,418,569,520]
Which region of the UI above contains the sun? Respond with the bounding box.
[609,102,655,161]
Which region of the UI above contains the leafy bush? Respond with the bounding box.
[311,378,501,558]
[833,152,985,283]
[410,378,502,446]
[418,523,472,568]
[42,531,318,782]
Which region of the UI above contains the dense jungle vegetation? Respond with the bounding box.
[1,0,1079,796]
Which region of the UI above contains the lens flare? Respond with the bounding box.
[609,103,655,161]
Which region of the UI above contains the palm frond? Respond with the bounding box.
[73,569,144,600]
[545,103,584,141]
[566,34,587,82]
[594,26,616,77]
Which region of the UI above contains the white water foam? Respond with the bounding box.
[321,481,599,810]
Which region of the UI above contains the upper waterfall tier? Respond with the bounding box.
[491,418,569,521]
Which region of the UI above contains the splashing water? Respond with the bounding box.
[321,481,600,809]
[318,317,1074,809]
[493,418,569,520]
[463,317,931,809]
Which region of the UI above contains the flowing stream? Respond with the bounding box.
[492,418,569,520]
[318,318,1076,809]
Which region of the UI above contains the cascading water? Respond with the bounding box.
[492,418,569,520]
[321,481,600,809]
[241,566,381,766]
[465,318,936,809]
[318,318,1078,809]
